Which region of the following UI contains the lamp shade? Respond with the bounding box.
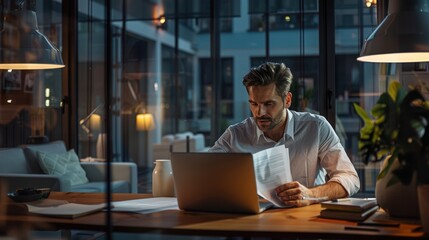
[357,0,429,63]
[88,114,101,132]
[0,0,65,69]
[136,113,155,131]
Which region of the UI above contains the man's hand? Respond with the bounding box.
[275,181,348,207]
[275,181,315,207]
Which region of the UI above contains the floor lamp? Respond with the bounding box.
[80,104,103,159]
[136,113,155,165]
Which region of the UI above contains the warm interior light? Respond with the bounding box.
[159,16,166,25]
[357,0,429,63]
[0,64,65,70]
[89,114,101,131]
[156,15,166,28]
[0,0,65,70]
[357,52,429,63]
[136,113,155,131]
[365,0,377,8]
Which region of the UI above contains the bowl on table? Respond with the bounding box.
[7,188,51,203]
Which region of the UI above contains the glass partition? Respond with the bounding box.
[75,0,384,196]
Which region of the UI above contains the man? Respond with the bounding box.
[209,62,360,207]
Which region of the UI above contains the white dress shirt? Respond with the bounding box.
[209,109,360,196]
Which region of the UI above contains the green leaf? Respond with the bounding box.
[388,81,401,101]
[371,103,387,118]
[353,103,371,121]
[376,149,389,160]
[374,115,385,124]
[377,155,395,180]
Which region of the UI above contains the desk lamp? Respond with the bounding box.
[79,104,103,138]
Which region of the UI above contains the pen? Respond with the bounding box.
[358,222,400,228]
[332,198,350,202]
[302,196,329,202]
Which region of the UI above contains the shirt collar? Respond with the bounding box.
[285,109,295,140]
[255,109,295,143]
[255,120,265,142]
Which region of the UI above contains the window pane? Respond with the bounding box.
[334,0,379,193]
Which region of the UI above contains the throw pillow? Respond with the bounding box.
[36,149,89,186]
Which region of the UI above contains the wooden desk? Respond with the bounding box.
[1,192,425,239]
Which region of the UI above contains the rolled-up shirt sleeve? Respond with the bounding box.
[321,143,360,196]
[317,117,360,196]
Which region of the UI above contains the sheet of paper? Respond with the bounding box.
[26,202,106,218]
[112,197,179,214]
[252,145,292,207]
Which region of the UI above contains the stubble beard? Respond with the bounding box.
[255,109,285,133]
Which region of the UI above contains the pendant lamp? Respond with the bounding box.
[0,0,65,69]
[357,0,429,63]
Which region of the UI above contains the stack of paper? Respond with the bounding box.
[26,202,107,218]
[20,199,107,218]
[319,198,378,221]
[112,197,179,214]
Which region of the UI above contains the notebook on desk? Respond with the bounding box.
[170,152,273,214]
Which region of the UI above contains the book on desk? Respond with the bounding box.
[319,198,378,221]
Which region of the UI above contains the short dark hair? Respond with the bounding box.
[242,62,293,98]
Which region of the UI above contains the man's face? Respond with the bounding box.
[247,83,291,133]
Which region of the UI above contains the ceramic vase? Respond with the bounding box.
[418,185,429,235]
[375,156,420,218]
[152,159,175,197]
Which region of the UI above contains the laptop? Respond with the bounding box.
[170,152,273,214]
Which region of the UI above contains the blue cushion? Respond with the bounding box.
[22,141,68,174]
[36,149,89,186]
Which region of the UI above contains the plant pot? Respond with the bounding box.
[418,184,429,235]
[375,156,420,218]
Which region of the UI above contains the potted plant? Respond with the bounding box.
[354,80,429,230]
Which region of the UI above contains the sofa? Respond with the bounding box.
[0,140,138,193]
[152,131,209,162]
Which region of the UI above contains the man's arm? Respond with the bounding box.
[275,181,348,207]
[318,117,360,196]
